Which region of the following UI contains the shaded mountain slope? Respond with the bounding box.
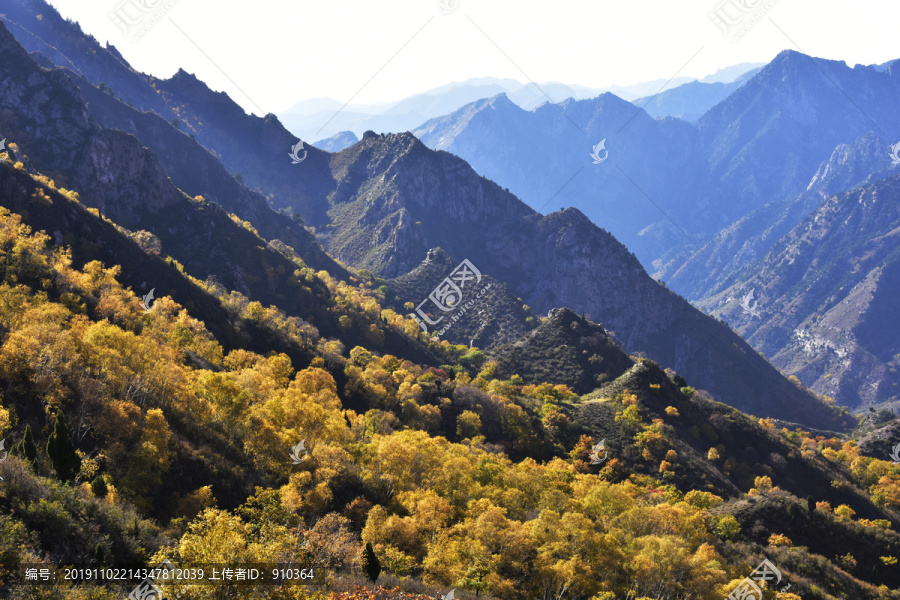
[71,68,344,275]
[1,0,339,227]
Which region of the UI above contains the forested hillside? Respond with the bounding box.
[0,149,899,599]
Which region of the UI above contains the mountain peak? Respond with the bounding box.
[492,305,633,393]
[421,247,456,271]
[171,67,200,83]
[488,92,515,106]
[767,49,850,75]
[546,207,613,237]
[546,306,580,322]
[164,68,230,102]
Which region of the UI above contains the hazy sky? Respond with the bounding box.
[45,0,900,116]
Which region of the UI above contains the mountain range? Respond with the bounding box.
[277,65,762,146]
[1,2,899,598]
[414,53,900,271]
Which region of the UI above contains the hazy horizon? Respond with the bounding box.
[42,0,900,117]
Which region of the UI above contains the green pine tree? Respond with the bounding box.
[90,475,108,498]
[46,411,80,482]
[92,542,105,565]
[11,424,37,468]
[361,542,381,584]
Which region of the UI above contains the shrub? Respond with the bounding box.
[834,504,855,521]
[753,476,773,492]
[713,515,741,540]
[11,425,37,467]
[90,476,108,498]
[837,553,857,571]
[684,490,724,509]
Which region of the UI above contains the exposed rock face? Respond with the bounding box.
[703,173,900,410]
[0,23,182,229]
[312,132,853,430]
[658,132,897,301]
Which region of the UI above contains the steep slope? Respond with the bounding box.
[152,68,340,226]
[703,173,900,409]
[310,131,853,430]
[575,360,872,510]
[414,92,704,264]
[0,22,434,366]
[0,160,239,350]
[571,359,900,593]
[68,66,343,275]
[0,0,174,118]
[1,0,339,227]
[696,51,900,221]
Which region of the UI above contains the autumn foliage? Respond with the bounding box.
[0,192,899,600]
